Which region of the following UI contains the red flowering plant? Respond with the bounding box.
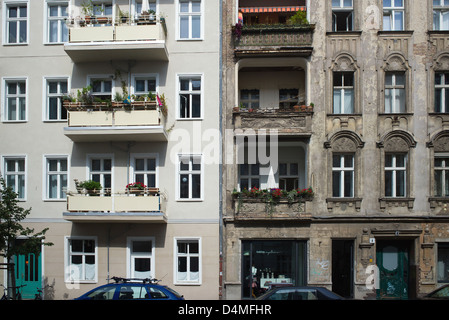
[296,187,314,200]
[126,182,147,190]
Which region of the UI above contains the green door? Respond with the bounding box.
[14,252,41,299]
[376,241,409,300]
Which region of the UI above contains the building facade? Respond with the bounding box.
[221,0,449,300]
[0,0,220,300]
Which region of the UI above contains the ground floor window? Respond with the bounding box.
[242,240,306,299]
[438,242,449,283]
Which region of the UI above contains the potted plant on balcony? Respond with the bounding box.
[126,182,147,195]
[77,179,102,196]
[81,0,95,24]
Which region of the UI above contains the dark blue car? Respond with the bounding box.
[74,277,184,300]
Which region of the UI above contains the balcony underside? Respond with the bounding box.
[63,211,167,223]
[64,126,167,142]
[64,41,168,63]
[235,47,313,58]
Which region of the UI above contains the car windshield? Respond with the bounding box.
[163,286,184,299]
[429,286,449,298]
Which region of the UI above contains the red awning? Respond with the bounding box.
[240,6,306,13]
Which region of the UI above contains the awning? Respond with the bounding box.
[240,6,306,13]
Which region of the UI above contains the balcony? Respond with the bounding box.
[64,188,166,223]
[63,101,167,142]
[64,18,168,62]
[230,188,313,221]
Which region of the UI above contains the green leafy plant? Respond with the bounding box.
[78,180,102,191]
[287,10,309,25]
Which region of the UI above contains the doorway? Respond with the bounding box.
[376,240,411,300]
[332,240,354,298]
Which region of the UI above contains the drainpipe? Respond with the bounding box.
[218,0,224,300]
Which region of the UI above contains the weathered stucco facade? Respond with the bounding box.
[222,0,449,300]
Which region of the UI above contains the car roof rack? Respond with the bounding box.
[109,276,161,284]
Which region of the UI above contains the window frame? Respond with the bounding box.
[385,153,408,198]
[437,242,449,283]
[332,0,354,32]
[174,237,202,285]
[435,72,449,113]
[177,74,203,120]
[177,154,203,201]
[332,154,355,198]
[333,72,354,114]
[434,153,449,197]
[177,0,203,40]
[87,75,114,102]
[384,71,406,113]
[238,163,260,191]
[2,77,27,122]
[44,77,69,121]
[3,0,29,45]
[433,0,449,31]
[126,237,156,280]
[43,155,69,201]
[240,89,260,110]
[131,73,158,100]
[45,0,69,44]
[65,236,98,283]
[2,155,27,200]
[130,153,159,188]
[87,154,113,194]
[383,0,405,31]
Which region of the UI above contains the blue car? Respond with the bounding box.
[74,277,184,300]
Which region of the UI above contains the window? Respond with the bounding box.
[45,157,68,200]
[175,239,200,284]
[385,72,405,113]
[437,242,449,282]
[433,0,449,30]
[239,163,260,190]
[240,89,259,109]
[383,0,404,31]
[89,77,113,101]
[179,76,201,119]
[89,156,112,192]
[3,157,26,199]
[435,155,449,197]
[332,0,353,31]
[279,163,299,191]
[333,72,354,114]
[132,155,157,188]
[435,72,449,113]
[179,0,201,39]
[178,155,202,200]
[279,89,298,109]
[46,2,68,43]
[128,238,154,279]
[5,2,28,44]
[132,75,156,100]
[67,238,96,282]
[385,154,407,197]
[135,0,156,15]
[4,79,26,121]
[332,154,354,197]
[46,78,68,120]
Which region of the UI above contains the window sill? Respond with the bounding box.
[326,31,362,36]
[379,197,414,210]
[377,30,414,36]
[326,197,362,212]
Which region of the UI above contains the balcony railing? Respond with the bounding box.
[232,105,313,135]
[64,18,168,62]
[233,23,315,58]
[63,101,167,142]
[64,188,166,223]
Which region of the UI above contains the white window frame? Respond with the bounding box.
[126,237,156,279]
[174,237,202,285]
[385,72,406,113]
[332,154,354,198]
[383,0,405,31]
[177,154,203,201]
[2,155,27,200]
[2,77,27,122]
[43,155,69,201]
[433,0,449,31]
[43,76,69,121]
[131,73,158,99]
[87,75,114,101]
[434,153,449,197]
[133,0,157,18]
[3,0,29,45]
[45,0,69,44]
[333,72,354,114]
[332,0,353,31]
[177,0,203,40]
[87,154,113,193]
[129,153,159,188]
[64,236,98,283]
[385,153,407,197]
[177,74,203,119]
[435,72,449,113]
